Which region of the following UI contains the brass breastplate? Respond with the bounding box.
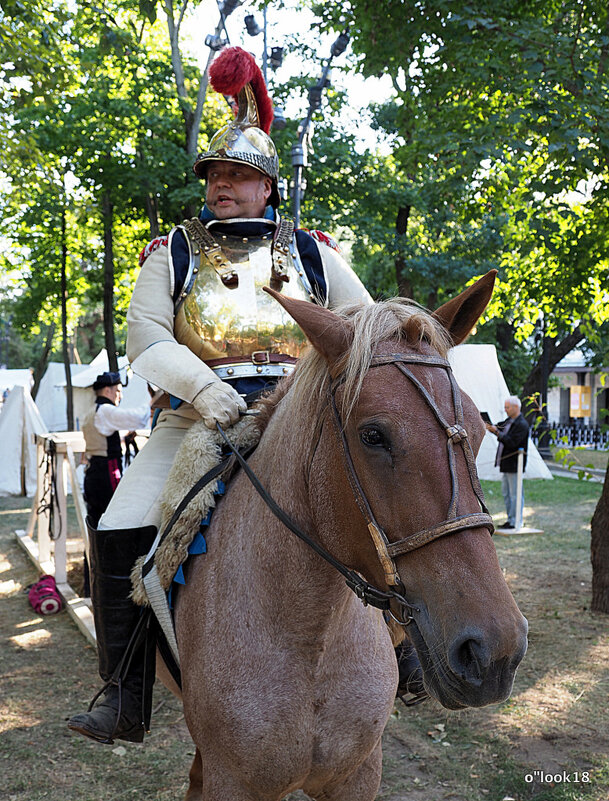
[174,232,311,363]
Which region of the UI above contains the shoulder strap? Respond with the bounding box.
[181,217,238,287]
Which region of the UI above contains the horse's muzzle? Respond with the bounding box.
[409,616,528,710]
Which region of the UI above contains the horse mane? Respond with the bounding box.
[257,297,453,428]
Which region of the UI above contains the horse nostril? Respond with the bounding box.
[448,635,490,686]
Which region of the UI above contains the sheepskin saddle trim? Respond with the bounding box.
[130,416,261,606]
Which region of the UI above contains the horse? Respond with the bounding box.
[165,270,528,800]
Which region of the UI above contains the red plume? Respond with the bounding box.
[209,46,274,134]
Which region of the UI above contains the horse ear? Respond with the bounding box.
[263,287,353,364]
[432,270,497,346]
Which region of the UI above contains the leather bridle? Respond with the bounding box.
[329,353,494,611]
[217,350,494,628]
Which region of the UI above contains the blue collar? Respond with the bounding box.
[200,206,278,239]
[200,204,276,222]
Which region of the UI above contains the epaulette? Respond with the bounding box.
[306,229,341,254]
[139,235,169,267]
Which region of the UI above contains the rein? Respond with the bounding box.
[215,423,414,615]
[216,351,494,627]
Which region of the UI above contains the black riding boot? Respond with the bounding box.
[67,521,157,745]
[395,641,428,705]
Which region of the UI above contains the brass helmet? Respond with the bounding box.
[193,47,280,208]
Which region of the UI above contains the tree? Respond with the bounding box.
[1,0,233,376]
[314,0,609,383]
[591,467,609,613]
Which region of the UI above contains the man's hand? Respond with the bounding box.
[193,381,247,429]
[485,423,499,435]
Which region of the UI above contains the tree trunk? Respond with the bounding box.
[163,1,242,219]
[521,325,585,421]
[145,193,160,239]
[395,205,413,298]
[164,1,241,156]
[31,323,55,400]
[591,459,609,613]
[102,191,118,372]
[31,323,56,401]
[60,203,74,430]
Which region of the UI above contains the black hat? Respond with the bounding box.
[93,371,122,391]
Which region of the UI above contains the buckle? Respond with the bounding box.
[251,351,270,365]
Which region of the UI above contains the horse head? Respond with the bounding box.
[265,271,527,710]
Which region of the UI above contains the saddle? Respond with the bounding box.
[129,415,261,669]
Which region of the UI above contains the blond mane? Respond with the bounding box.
[258,298,453,426]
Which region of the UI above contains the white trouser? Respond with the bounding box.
[98,405,200,531]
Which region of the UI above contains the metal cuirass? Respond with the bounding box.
[174,229,311,370]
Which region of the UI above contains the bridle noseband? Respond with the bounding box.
[217,350,494,628]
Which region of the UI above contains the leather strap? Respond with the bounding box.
[181,217,237,286]
[215,423,418,616]
[386,512,494,557]
[141,453,237,580]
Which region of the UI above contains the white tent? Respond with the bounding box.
[0,385,48,496]
[448,344,552,481]
[0,368,33,395]
[35,362,90,432]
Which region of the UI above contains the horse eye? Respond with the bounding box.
[360,427,387,448]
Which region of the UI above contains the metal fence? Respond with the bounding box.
[530,422,609,450]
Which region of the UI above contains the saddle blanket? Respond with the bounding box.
[130,415,261,608]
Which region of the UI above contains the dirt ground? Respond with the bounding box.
[1,475,608,801]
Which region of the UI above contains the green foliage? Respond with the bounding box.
[313,0,609,382]
[3,0,609,387]
[0,0,225,367]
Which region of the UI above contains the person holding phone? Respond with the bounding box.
[485,396,530,529]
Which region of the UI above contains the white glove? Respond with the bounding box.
[192,380,247,430]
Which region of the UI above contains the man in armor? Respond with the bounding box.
[68,47,372,746]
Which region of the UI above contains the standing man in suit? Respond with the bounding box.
[486,396,530,529]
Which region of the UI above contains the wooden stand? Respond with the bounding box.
[15,432,97,645]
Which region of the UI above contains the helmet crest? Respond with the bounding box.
[193,47,280,207]
[209,47,274,134]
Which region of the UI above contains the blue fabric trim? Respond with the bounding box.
[166,462,230,608]
[169,394,184,410]
[151,408,161,430]
[227,376,279,397]
[188,531,207,555]
[170,229,190,304]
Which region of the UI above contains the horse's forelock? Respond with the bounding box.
[259,299,452,428]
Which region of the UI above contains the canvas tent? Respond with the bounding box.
[53,351,150,431]
[0,385,48,496]
[448,343,552,480]
[0,368,33,396]
[35,362,90,432]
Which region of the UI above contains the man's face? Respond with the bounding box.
[205,161,272,220]
[101,384,122,405]
[504,400,520,418]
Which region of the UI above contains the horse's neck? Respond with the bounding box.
[216,399,351,629]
